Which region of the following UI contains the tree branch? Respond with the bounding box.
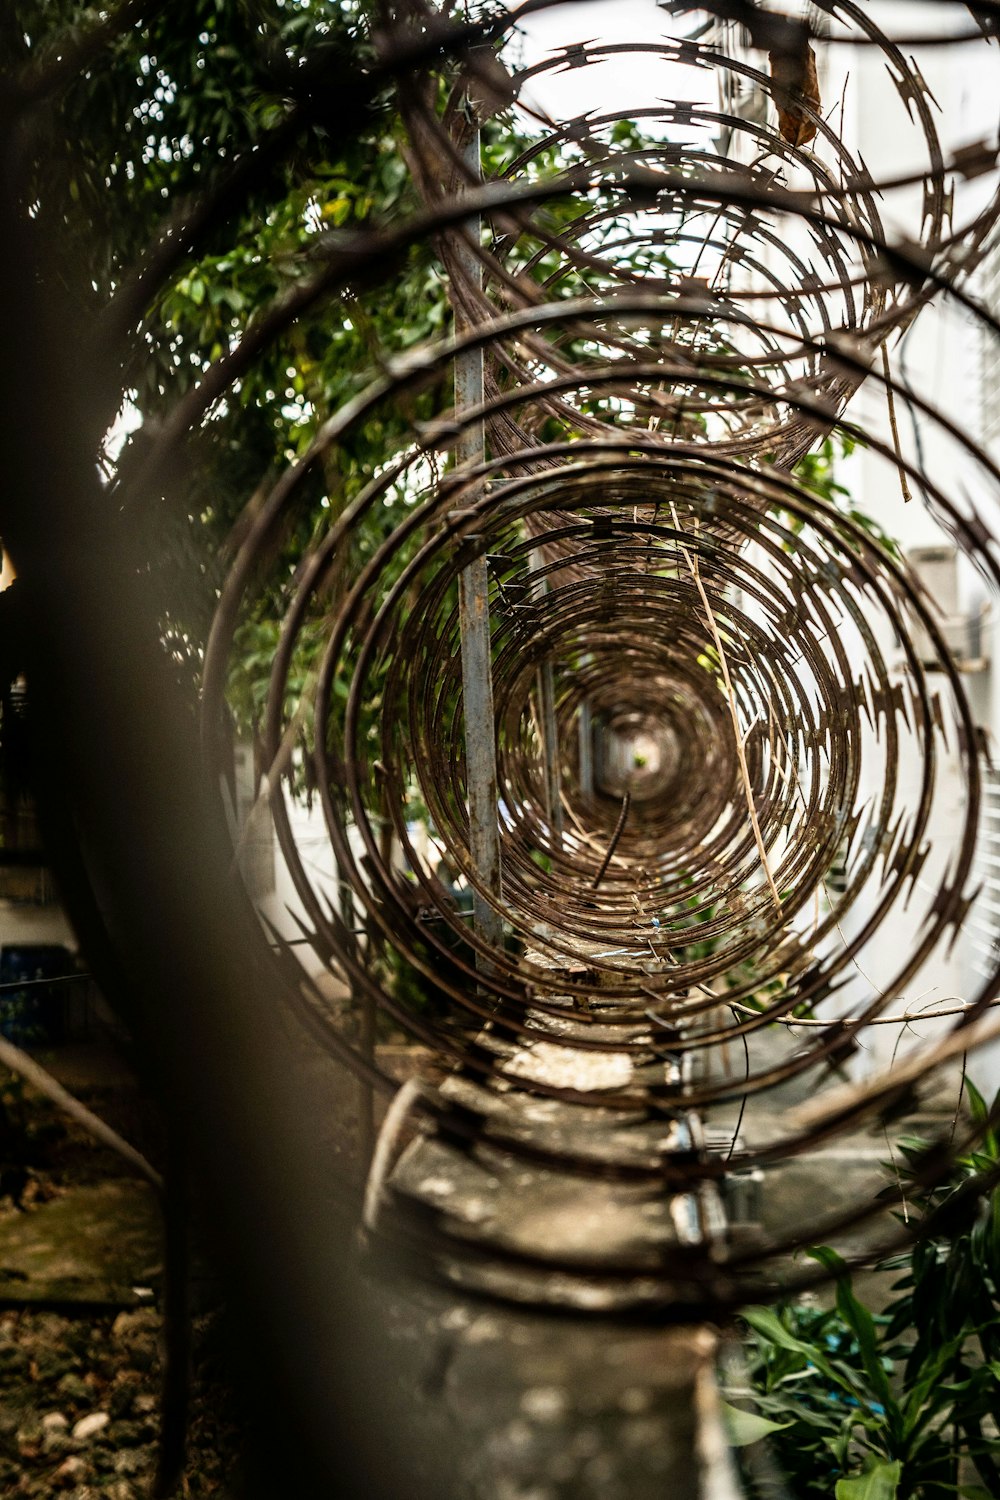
[0,1033,163,1193]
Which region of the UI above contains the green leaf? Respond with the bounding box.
[966,1078,988,1124]
[965,1079,999,1154]
[720,1401,792,1447]
[808,1249,894,1411]
[835,1458,902,1500]
[741,1307,848,1392]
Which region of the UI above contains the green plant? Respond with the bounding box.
[762,434,901,561]
[726,1082,1000,1498]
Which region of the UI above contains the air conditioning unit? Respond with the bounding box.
[905,545,990,672]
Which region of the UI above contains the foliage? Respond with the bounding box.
[6,4,681,725]
[728,1081,1000,1498]
[769,433,901,560]
[794,433,858,509]
[1,3,380,677]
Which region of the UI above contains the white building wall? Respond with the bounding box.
[824,5,1000,1079]
[699,3,1000,1079]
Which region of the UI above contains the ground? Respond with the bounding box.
[0,1029,421,1499]
[0,1044,247,1499]
[0,1305,240,1499]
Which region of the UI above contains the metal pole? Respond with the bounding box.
[454,124,503,960]
[579,697,594,800]
[539,658,562,845]
[529,550,563,848]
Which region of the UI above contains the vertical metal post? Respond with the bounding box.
[454,125,503,960]
[539,660,562,845]
[529,550,563,847]
[579,697,594,800]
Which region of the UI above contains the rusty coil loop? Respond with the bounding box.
[402,0,998,468]
[204,2,1000,1309]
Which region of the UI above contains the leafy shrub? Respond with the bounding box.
[727,1083,1000,1498]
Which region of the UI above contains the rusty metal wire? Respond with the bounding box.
[202,1,1000,1310]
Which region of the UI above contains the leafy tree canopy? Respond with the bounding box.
[2,2,454,685]
[2,1,855,726]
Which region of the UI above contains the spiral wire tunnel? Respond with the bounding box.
[204,0,1000,1311]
